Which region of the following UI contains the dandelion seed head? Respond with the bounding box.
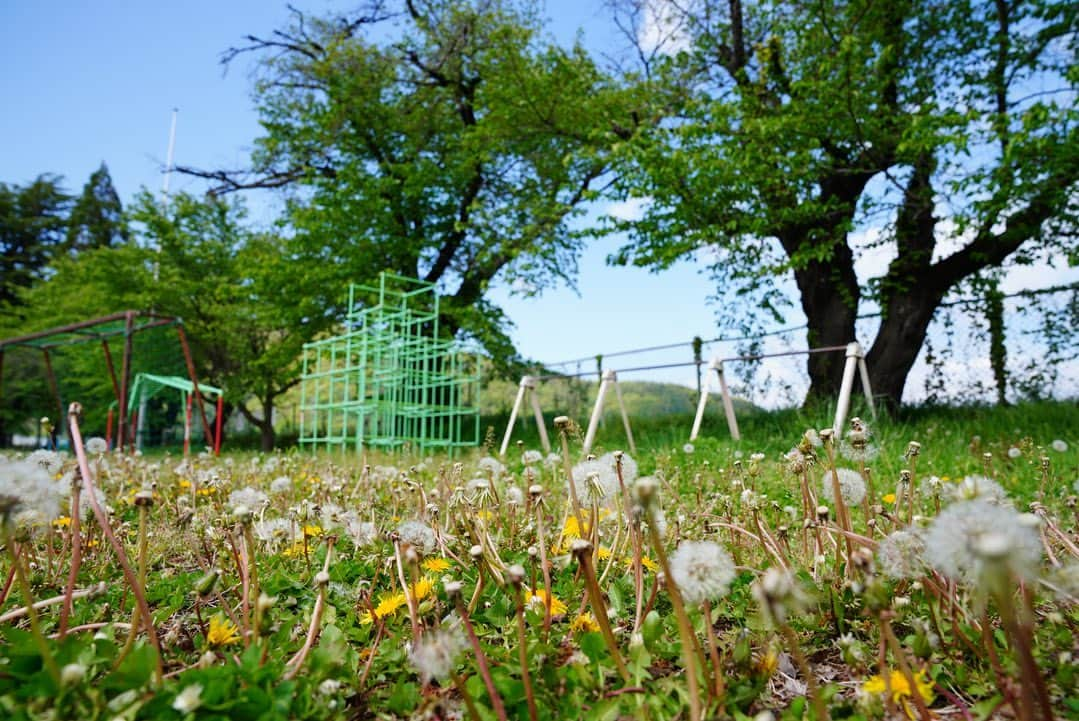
[270,476,292,494]
[821,468,866,506]
[27,449,63,476]
[522,449,543,466]
[925,499,1041,584]
[504,486,525,506]
[1051,439,1068,453]
[477,456,505,477]
[1007,447,1022,459]
[85,437,108,455]
[599,450,637,484]
[396,520,436,554]
[0,458,64,528]
[228,486,268,512]
[669,540,736,605]
[945,475,1007,504]
[409,627,467,683]
[877,528,928,580]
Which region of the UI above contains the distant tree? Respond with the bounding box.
[0,174,69,317]
[608,0,1078,407]
[20,191,332,451]
[65,162,129,252]
[179,0,651,364]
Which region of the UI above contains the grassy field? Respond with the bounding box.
[0,400,1076,720]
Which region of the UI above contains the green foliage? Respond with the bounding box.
[201,0,646,365]
[606,0,1078,402]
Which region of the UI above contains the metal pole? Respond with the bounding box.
[105,408,114,450]
[161,108,178,207]
[612,373,637,455]
[118,311,134,450]
[858,357,877,420]
[214,395,224,456]
[176,325,213,445]
[499,376,530,457]
[528,385,551,454]
[716,362,740,441]
[183,392,192,457]
[42,349,65,447]
[833,342,862,434]
[583,370,614,455]
[101,339,122,407]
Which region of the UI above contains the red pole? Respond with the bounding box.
[129,410,138,455]
[118,312,134,451]
[214,395,223,456]
[176,326,213,445]
[183,393,192,457]
[106,408,114,450]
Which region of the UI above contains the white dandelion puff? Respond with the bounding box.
[877,528,928,580]
[924,499,1041,584]
[1051,439,1068,453]
[0,458,64,528]
[669,540,736,605]
[821,468,866,506]
[228,487,268,512]
[270,476,292,494]
[409,626,466,683]
[396,520,437,554]
[522,450,543,466]
[945,475,1007,504]
[85,437,108,455]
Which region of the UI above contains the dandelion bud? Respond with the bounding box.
[469,544,483,559]
[314,571,330,586]
[60,663,86,686]
[570,538,592,556]
[527,545,538,558]
[613,450,624,460]
[816,505,830,521]
[819,428,834,442]
[528,484,543,498]
[198,650,217,668]
[554,416,571,430]
[134,489,154,508]
[507,564,526,585]
[196,568,222,598]
[444,580,463,598]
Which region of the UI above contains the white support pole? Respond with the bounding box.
[612,372,637,455]
[689,360,715,442]
[716,361,740,441]
[857,356,877,420]
[833,342,863,434]
[582,370,614,455]
[499,376,532,457]
[528,386,551,453]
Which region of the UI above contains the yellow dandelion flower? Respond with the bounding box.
[597,546,612,561]
[53,516,71,528]
[525,588,567,616]
[360,592,407,624]
[561,514,584,540]
[570,613,600,634]
[862,669,934,719]
[303,525,323,538]
[478,509,493,522]
[178,479,192,490]
[882,493,897,504]
[410,577,434,601]
[282,541,306,559]
[206,614,241,648]
[755,649,779,677]
[422,557,452,573]
[623,556,660,573]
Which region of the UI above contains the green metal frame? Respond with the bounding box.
[298,272,480,455]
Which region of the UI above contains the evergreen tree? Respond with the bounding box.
[0,174,69,317]
[65,162,128,252]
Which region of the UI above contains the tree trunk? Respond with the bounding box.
[258,396,275,452]
[793,255,861,405]
[865,288,943,408]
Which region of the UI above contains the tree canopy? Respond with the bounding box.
[0,174,69,318]
[179,0,651,364]
[65,162,129,252]
[607,0,1078,405]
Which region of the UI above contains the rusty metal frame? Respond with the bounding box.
[0,311,215,451]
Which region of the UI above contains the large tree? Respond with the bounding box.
[608,0,1078,406]
[179,0,649,362]
[65,162,129,252]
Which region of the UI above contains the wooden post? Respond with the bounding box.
[715,361,740,441]
[528,383,551,453]
[176,325,214,445]
[691,360,741,442]
[858,355,876,420]
[583,370,635,455]
[612,372,637,455]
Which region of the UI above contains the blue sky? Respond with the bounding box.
[2,1,1074,404]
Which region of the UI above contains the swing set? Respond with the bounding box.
[0,311,221,455]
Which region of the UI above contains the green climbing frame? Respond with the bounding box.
[298,272,480,455]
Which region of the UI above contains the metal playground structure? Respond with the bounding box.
[0,311,220,454]
[298,273,480,455]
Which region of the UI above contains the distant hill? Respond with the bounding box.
[481,377,760,422]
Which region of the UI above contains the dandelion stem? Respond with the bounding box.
[452,594,509,721]
[778,623,829,721]
[3,526,60,684]
[513,584,539,721]
[574,543,631,683]
[58,477,82,638]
